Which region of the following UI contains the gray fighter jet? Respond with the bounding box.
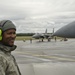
[52,21,75,38]
[32,29,52,41]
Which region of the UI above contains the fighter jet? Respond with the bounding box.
[52,21,75,38]
[32,29,51,41]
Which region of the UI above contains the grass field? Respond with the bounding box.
[16,36,64,41]
[16,36,32,40]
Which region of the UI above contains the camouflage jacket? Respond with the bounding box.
[0,44,21,75]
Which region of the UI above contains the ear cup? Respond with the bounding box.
[0,20,8,41]
[0,29,2,40]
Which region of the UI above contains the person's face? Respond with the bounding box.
[2,29,16,46]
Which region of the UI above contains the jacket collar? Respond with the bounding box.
[0,43,17,52]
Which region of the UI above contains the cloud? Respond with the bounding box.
[0,0,75,33]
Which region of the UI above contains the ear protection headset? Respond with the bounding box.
[0,20,8,41]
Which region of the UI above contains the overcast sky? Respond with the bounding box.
[0,0,75,33]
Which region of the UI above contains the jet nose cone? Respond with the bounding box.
[32,35,35,38]
[52,21,75,38]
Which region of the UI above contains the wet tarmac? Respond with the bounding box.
[12,39,75,75]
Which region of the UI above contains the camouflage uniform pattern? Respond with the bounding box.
[0,44,21,75]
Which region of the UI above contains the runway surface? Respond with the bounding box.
[12,39,75,75]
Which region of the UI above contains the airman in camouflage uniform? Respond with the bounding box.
[0,20,21,75]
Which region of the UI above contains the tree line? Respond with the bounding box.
[16,33,52,36]
[16,33,35,36]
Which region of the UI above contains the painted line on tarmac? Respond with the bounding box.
[16,51,75,62]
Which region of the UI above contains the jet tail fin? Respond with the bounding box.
[52,28,54,34]
[45,29,47,34]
